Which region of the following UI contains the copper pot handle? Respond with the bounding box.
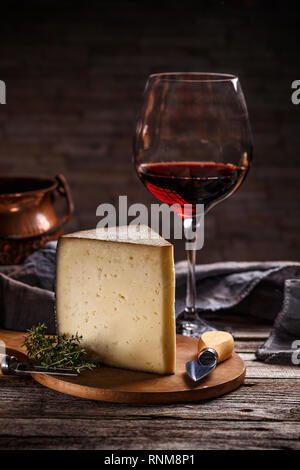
[55,173,74,226]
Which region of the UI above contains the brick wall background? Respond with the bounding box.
[0,1,299,262]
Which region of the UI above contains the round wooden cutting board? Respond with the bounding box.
[0,330,245,404]
[34,335,245,404]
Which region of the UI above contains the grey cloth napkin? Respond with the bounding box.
[1,242,300,365]
[0,242,57,334]
[255,279,300,364]
[176,260,300,364]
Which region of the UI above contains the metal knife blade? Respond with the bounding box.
[15,363,79,376]
[186,348,218,382]
[1,355,78,376]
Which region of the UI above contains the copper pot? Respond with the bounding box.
[0,174,74,265]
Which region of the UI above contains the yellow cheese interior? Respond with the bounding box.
[56,227,176,374]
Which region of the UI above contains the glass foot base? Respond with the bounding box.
[176,311,216,337]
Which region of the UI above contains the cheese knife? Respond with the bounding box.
[186,330,234,382]
[0,353,78,376]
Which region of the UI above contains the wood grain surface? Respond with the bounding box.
[0,331,245,404]
[0,315,299,450]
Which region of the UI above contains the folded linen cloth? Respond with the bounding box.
[176,260,300,364]
[0,242,300,365]
[0,242,57,334]
[255,279,300,364]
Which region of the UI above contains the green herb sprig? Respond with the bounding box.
[23,323,100,373]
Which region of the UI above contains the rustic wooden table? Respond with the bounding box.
[0,314,300,450]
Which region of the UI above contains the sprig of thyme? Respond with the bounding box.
[23,323,100,373]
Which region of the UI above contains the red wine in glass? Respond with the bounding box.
[133,73,253,337]
[137,161,248,217]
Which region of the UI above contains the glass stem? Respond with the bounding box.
[184,217,198,321]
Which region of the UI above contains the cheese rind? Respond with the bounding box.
[56,226,176,374]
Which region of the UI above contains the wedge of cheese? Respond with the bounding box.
[56,225,176,374]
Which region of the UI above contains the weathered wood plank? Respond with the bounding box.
[0,318,298,450]
[233,330,269,340]
[0,418,298,450]
[202,315,271,340]
[234,340,263,352]
[0,376,300,423]
[239,354,300,378]
[234,340,262,354]
[245,366,300,379]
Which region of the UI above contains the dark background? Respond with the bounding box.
[0,0,299,262]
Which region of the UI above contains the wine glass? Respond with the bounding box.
[133,72,252,337]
